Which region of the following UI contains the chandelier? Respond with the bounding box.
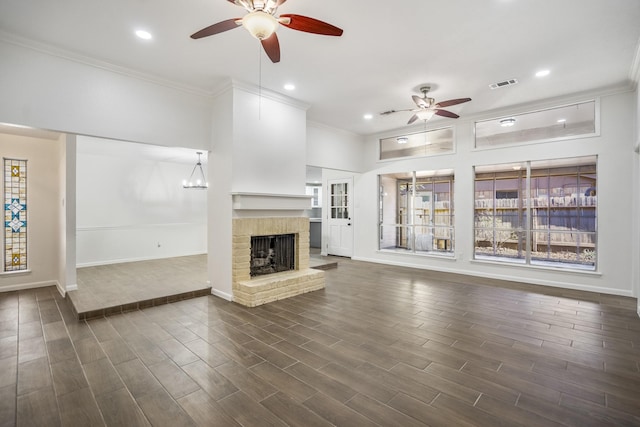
[183,152,208,189]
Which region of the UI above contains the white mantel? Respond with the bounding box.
[231,192,312,211]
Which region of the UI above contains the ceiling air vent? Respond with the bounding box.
[489,79,518,90]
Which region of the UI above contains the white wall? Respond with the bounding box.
[231,84,308,196]
[0,39,212,150]
[0,40,215,289]
[307,121,365,173]
[60,134,77,292]
[75,136,207,266]
[354,90,638,297]
[208,86,234,301]
[634,82,640,313]
[0,133,64,292]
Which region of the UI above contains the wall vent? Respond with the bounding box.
[489,79,519,90]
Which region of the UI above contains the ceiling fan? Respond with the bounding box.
[381,86,471,125]
[190,0,343,63]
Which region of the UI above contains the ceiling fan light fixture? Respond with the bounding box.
[416,110,436,121]
[500,117,516,127]
[242,11,279,40]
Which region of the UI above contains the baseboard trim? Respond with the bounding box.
[56,281,66,297]
[0,280,59,293]
[351,255,634,298]
[211,288,233,302]
[77,252,207,268]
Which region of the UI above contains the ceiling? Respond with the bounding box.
[1,0,639,136]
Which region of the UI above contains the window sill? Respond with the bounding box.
[470,257,600,276]
[0,269,32,277]
[378,248,456,260]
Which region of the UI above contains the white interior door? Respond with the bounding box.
[327,178,353,257]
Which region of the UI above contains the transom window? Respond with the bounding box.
[475,100,597,148]
[379,127,453,160]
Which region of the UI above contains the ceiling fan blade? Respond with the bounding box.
[412,95,428,109]
[261,33,281,63]
[276,0,287,5]
[407,114,419,125]
[380,108,415,115]
[279,14,343,36]
[191,19,241,39]
[435,109,459,119]
[435,97,471,108]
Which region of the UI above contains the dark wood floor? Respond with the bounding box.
[1,257,640,426]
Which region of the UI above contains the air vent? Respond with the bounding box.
[489,79,519,90]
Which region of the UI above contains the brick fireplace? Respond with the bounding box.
[232,216,325,307]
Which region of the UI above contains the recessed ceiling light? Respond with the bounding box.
[363,114,373,120]
[284,83,295,91]
[135,30,153,40]
[535,69,550,78]
[557,118,566,123]
[500,118,516,127]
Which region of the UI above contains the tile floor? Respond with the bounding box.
[68,253,338,319]
[1,257,640,426]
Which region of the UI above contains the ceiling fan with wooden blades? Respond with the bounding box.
[381,86,471,124]
[190,0,343,63]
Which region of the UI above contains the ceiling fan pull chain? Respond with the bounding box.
[258,41,262,120]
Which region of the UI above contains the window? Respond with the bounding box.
[474,157,596,270]
[379,171,454,255]
[379,127,453,160]
[330,182,349,219]
[305,185,321,207]
[475,100,596,148]
[3,158,28,272]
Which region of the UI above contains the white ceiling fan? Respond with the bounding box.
[381,86,472,124]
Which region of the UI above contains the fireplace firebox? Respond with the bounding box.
[250,234,296,277]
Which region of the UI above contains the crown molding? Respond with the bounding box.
[307,120,363,139]
[209,78,310,111]
[231,79,310,111]
[0,30,213,98]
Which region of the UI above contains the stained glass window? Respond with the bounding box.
[4,158,27,272]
